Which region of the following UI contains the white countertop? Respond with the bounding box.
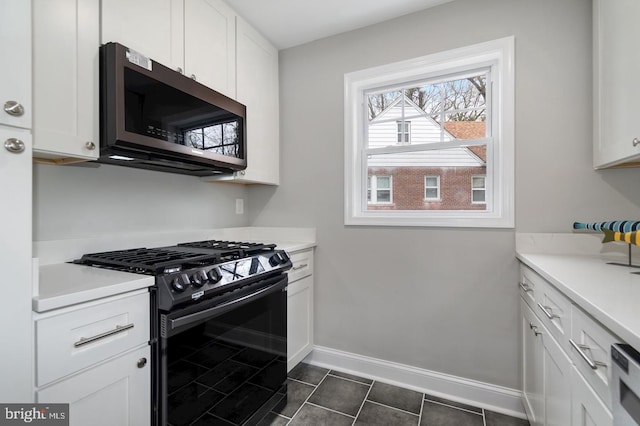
[33,227,316,313]
[33,263,154,313]
[516,233,640,351]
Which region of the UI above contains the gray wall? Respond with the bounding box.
[34,163,250,241]
[249,0,640,389]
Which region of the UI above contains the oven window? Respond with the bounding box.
[162,287,286,426]
[123,68,243,158]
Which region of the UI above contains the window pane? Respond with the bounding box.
[425,176,438,186]
[472,190,486,203]
[377,190,391,203]
[472,176,486,188]
[367,148,487,211]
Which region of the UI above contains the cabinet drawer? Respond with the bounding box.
[35,291,150,386]
[534,275,571,351]
[288,249,313,283]
[519,266,540,310]
[570,305,619,409]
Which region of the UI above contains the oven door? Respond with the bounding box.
[156,275,287,426]
[612,344,640,426]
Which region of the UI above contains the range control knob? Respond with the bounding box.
[269,252,287,266]
[191,270,208,287]
[171,274,190,292]
[280,251,290,263]
[207,268,222,283]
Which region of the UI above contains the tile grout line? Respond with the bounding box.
[423,397,484,416]
[285,369,331,426]
[287,376,321,387]
[366,399,421,418]
[327,372,373,386]
[418,396,425,426]
[305,401,357,419]
[350,380,375,426]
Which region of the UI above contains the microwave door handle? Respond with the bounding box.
[169,279,286,331]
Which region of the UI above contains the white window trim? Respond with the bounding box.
[368,175,393,205]
[344,36,514,228]
[397,120,411,144]
[471,175,487,204]
[424,175,440,201]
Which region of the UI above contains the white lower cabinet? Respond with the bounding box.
[36,345,150,426]
[571,366,613,426]
[286,248,314,371]
[34,290,151,426]
[519,265,614,426]
[522,300,572,426]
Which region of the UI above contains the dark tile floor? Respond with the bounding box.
[259,363,530,426]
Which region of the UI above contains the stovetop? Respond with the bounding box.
[74,240,291,311]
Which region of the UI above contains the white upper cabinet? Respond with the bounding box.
[0,0,31,129]
[32,0,100,161]
[101,0,236,98]
[101,0,183,72]
[593,0,640,168]
[203,16,280,185]
[184,0,236,98]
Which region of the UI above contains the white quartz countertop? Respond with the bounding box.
[517,252,640,351]
[33,263,154,313]
[33,227,316,313]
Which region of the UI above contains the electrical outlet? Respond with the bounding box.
[235,198,244,215]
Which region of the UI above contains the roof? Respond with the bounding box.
[444,121,487,162]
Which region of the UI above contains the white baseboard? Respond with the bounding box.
[304,345,527,420]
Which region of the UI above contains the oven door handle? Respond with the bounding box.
[168,279,287,331]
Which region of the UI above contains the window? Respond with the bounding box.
[472,176,486,204]
[344,37,514,227]
[397,121,411,143]
[424,176,440,200]
[368,175,392,204]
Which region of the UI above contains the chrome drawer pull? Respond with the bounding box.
[531,326,542,336]
[291,263,308,271]
[569,339,607,370]
[519,282,533,292]
[537,303,560,320]
[74,323,134,347]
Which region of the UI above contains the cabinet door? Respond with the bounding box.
[571,366,613,426]
[542,321,572,426]
[37,346,151,426]
[101,0,183,71]
[32,0,100,160]
[0,125,32,402]
[593,0,640,167]
[0,0,31,129]
[288,275,314,371]
[184,0,236,97]
[521,300,544,426]
[204,17,279,185]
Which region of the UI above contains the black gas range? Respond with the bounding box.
[75,239,291,426]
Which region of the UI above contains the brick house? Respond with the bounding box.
[367,95,486,211]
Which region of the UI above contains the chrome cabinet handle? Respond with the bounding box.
[137,357,147,368]
[4,138,25,153]
[531,326,542,336]
[4,100,24,117]
[74,323,134,347]
[176,67,183,74]
[292,263,308,271]
[633,138,640,147]
[519,282,533,292]
[190,74,196,80]
[569,339,607,370]
[85,141,96,150]
[537,303,560,320]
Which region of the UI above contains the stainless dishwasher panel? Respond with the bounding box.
[612,343,640,425]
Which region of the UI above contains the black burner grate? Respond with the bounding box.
[177,240,276,256]
[74,248,222,275]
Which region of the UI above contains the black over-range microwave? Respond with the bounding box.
[99,42,247,176]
